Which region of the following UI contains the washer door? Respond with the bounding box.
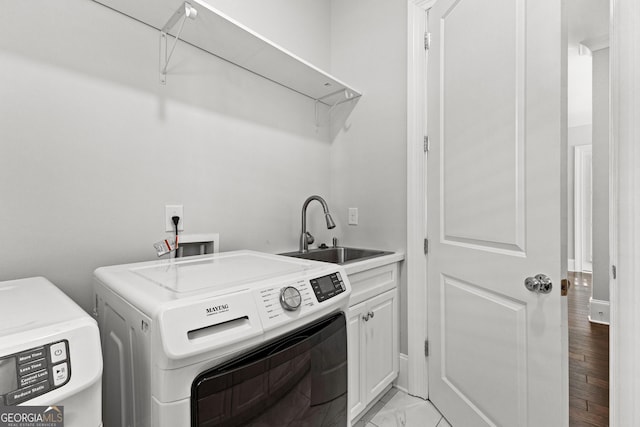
[191,313,347,427]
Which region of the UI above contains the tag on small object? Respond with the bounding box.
[154,238,176,257]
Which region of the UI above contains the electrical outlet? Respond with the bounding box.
[165,205,184,232]
[348,208,358,225]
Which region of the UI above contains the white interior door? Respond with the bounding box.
[426,0,568,426]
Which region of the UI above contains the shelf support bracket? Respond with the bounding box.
[314,89,359,127]
[160,2,198,84]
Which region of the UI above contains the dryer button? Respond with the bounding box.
[50,342,66,363]
[18,347,45,364]
[6,380,50,405]
[52,363,68,386]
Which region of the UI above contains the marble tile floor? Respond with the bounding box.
[353,388,451,427]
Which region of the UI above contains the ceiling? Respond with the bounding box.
[566,0,609,128]
[567,0,609,48]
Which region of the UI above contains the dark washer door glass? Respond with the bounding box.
[191,313,347,427]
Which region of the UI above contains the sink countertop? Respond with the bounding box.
[276,248,404,307]
[341,251,405,275]
[343,251,404,307]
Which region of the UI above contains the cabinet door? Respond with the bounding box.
[348,301,368,419]
[364,288,398,403]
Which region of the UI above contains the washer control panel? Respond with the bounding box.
[259,281,315,322]
[310,272,346,303]
[0,340,71,406]
[254,269,350,331]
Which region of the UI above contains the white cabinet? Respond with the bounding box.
[347,261,399,421]
[364,289,398,402]
[348,301,368,417]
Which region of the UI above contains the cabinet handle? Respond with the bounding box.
[361,311,375,322]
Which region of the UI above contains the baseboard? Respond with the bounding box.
[395,353,409,393]
[589,298,610,325]
[569,258,593,273]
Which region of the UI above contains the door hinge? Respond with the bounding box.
[612,265,617,279]
[424,238,429,254]
[424,136,430,152]
[424,32,431,50]
[424,340,429,357]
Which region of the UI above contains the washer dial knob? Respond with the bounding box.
[280,286,302,311]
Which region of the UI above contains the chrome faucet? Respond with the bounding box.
[300,195,336,252]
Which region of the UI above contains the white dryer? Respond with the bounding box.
[94,250,351,427]
[0,277,103,426]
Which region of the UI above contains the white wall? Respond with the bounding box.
[568,48,593,128]
[591,47,610,302]
[566,46,609,302]
[567,125,592,263]
[567,40,592,267]
[205,0,331,70]
[330,0,408,352]
[0,0,335,311]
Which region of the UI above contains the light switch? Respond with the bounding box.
[348,208,358,225]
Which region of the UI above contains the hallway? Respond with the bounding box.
[568,271,609,426]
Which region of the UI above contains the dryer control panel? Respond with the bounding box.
[0,340,71,406]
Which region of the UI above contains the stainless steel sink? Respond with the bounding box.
[280,247,393,265]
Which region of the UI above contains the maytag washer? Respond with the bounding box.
[0,277,103,426]
[94,250,351,427]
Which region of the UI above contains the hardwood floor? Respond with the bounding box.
[568,271,609,426]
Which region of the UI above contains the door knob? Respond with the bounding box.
[524,274,553,294]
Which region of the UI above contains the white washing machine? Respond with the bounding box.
[94,250,351,427]
[0,277,103,426]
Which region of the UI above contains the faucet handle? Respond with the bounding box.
[305,232,315,245]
